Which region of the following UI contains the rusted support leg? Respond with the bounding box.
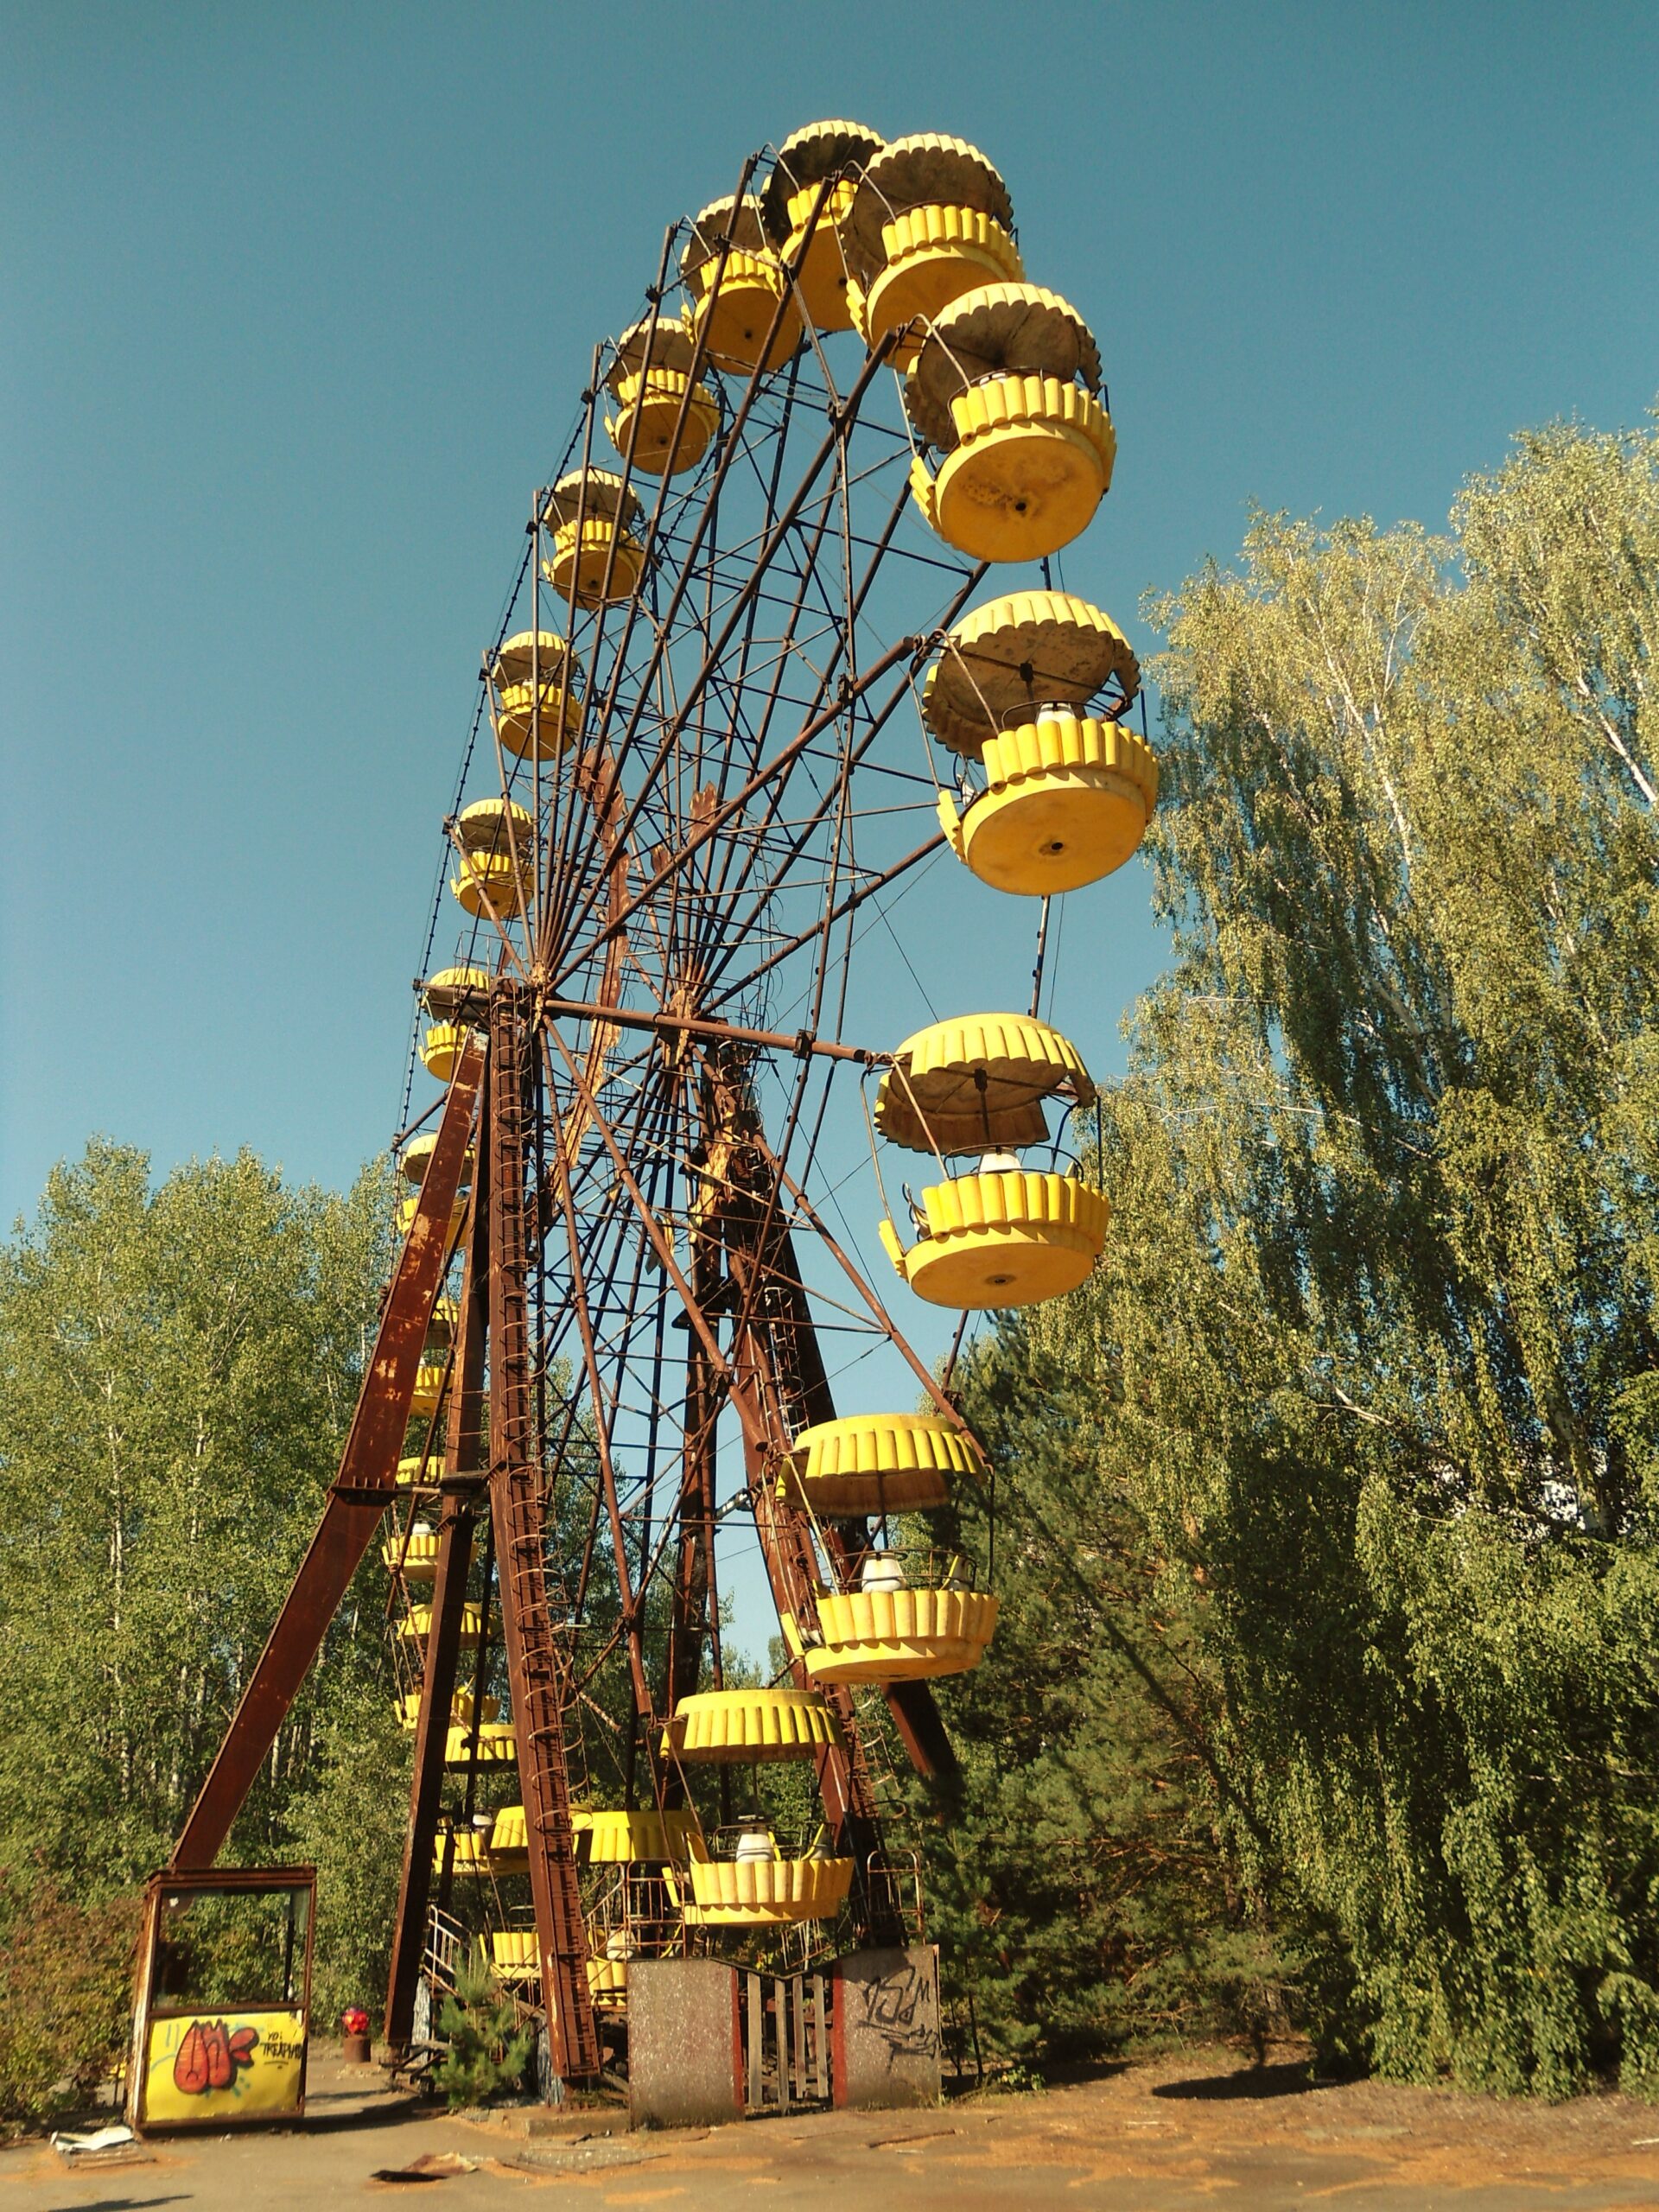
[170,1044,483,1872]
[385,1100,493,2049]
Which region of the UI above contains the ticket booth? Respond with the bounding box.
[127,1866,315,2133]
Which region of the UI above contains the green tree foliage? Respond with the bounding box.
[0,1142,397,1942]
[932,417,1659,2093]
[0,1864,140,2132]
[432,1951,532,2107]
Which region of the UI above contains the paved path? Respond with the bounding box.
[9,2045,1659,2209]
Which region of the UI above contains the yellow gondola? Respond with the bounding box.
[785,1579,999,1684]
[605,315,721,477]
[397,1133,474,1188]
[398,1602,483,1649]
[906,284,1114,562]
[669,1832,854,1928]
[840,133,1020,366]
[379,1523,440,1580]
[881,1166,1109,1309]
[408,1350,448,1418]
[417,965,491,1081]
[448,798,535,920]
[444,1722,516,1764]
[761,118,884,331]
[396,1690,499,1729]
[681,194,804,374]
[923,590,1155,894]
[393,1191,467,1245]
[539,471,646,606]
[488,630,580,760]
[433,1829,491,1875]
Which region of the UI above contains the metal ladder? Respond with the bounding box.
[487,986,601,2082]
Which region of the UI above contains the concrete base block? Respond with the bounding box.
[831,1944,941,2109]
[626,1959,743,2130]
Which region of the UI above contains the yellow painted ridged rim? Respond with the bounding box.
[790,1411,982,1483]
[805,1588,1000,1682]
[496,678,579,758]
[582,1808,702,1864]
[688,245,785,302]
[609,365,718,411]
[546,520,646,604]
[381,1531,440,1577]
[396,1690,498,1727]
[982,711,1156,803]
[450,852,531,917]
[881,202,1021,268]
[400,1603,483,1642]
[947,376,1115,469]
[444,1723,516,1764]
[674,1853,854,1925]
[918,1168,1109,1242]
[665,1687,842,1763]
[691,256,804,372]
[784,175,858,238]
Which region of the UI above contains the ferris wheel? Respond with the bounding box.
[167,118,1157,2098]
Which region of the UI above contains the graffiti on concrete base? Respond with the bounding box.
[849,1955,938,2072]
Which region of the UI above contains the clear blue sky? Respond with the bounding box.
[4,0,1657,1230]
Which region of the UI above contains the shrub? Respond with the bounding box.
[431,1952,533,2108]
[0,1863,140,2133]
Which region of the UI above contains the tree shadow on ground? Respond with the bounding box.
[1152,2062,1318,2101]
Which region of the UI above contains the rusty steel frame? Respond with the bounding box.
[169,1045,484,1873]
[383,1063,493,2050]
[486,985,601,2082]
[157,165,1005,2108]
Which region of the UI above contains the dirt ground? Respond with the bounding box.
[10,2043,1659,2211]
